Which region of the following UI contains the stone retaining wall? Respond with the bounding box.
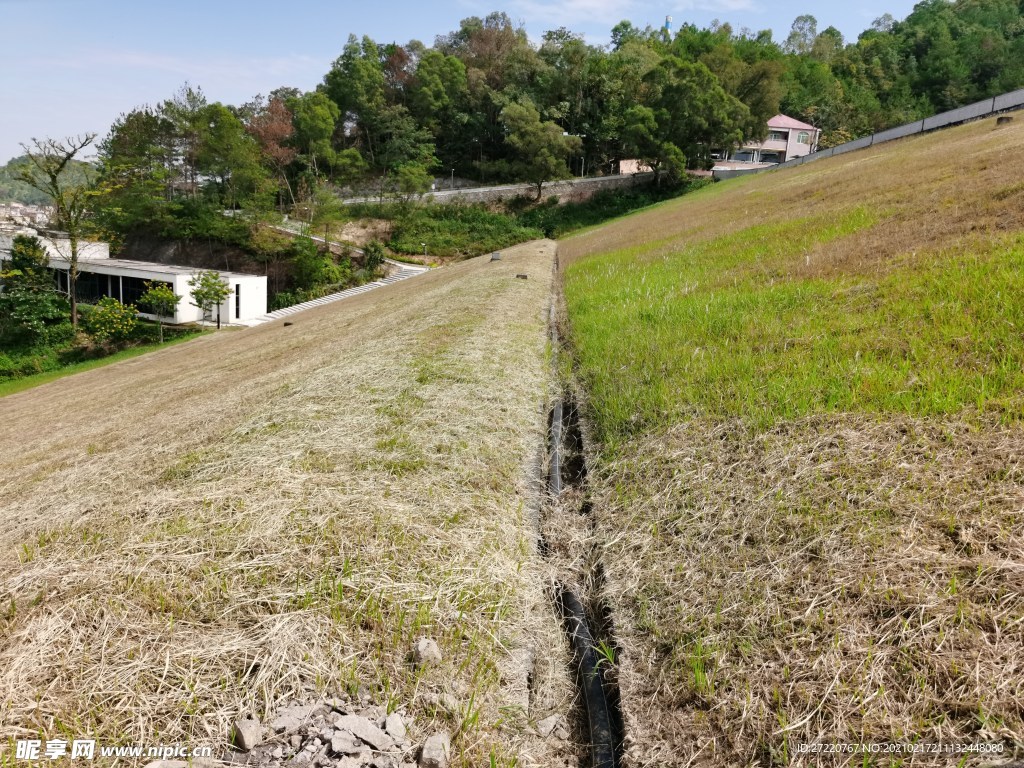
[425,172,657,206]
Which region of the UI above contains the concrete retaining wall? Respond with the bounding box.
[833,136,873,155]
[994,89,1024,112]
[428,172,657,205]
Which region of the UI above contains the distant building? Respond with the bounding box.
[0,202,53,227]
[728,114,821,165]
[618,159,653,175]
[0,227,267,326]
[621,114,820,179]
[710,114,821,180]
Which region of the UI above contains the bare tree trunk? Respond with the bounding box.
[69,231,79,330]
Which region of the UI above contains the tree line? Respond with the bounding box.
[88,1,1020,214]
[5,0,1021,257]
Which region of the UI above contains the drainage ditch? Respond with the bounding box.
[542,282,625,768]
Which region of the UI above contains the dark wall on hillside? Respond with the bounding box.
[117,235,291,294]
[119,235,257,272]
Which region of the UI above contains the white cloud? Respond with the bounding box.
[672,0,759,15]
[509,0,648,28]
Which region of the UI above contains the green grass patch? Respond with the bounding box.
[565,208,1024,450]
[0,330,206,398]
[348,202,542,259]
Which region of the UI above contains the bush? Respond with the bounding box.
[84,297,138,342]
[363,241,385,271]
[42,322,75,347]
[388,203,543,258]
[290,238,347,290]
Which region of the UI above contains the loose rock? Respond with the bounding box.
[419,732,451,768]
[535,714,559,739]
[333,714,394,751]
[385,713,407,740]
[331,732,361,755]
[232,718,263,751]
[413,638,442,666]
[437,694,459,714]
[271,714,303,733]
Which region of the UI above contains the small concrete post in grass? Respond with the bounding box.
[490,252,502,262]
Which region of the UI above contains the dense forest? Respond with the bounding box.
[4,0,1022,244]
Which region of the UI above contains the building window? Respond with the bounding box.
[235,284,241,319]
[768,131,788,142]
[797,131,811,144]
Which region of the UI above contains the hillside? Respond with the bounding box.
[560,116,1024,765]
[0,243,576,767]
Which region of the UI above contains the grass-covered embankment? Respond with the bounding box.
[560,117,1024,765]
[0,242,574,767]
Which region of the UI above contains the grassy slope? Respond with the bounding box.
[0,330,208,398]
[0,242,573,767]
[561,118,1024,765]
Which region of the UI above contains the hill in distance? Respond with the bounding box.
[0,155,95,205]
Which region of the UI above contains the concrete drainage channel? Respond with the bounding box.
[542,273,625,768]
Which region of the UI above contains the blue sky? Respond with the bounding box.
[0,0,919,164]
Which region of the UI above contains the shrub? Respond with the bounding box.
[84,297,137,342]
[363,241,385,272]
[42,322,75,347]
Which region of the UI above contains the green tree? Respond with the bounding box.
[17,134,98,330]
[93,107,174,243]
[0,235,69,347]
[622,105,686,182]
[500,101,581,199]
[287,91,341,177]
[784,15,818,55]
[368,105,437,200]
[160,84,209,199]
[290,237,343,290]
[363,241,385,272]
[645,57,748,169]
[138,281,181,342]
[188,270,232,327]
[197,103,268,209]
[395,162,434,201]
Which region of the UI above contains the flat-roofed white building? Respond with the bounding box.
[0,229,267,325]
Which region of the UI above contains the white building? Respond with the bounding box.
[0,229,267,326]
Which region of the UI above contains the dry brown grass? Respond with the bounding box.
[0,241,575,766]
[593,415,1024,766]
[561,116,1024,280]
[333,218,392,248]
